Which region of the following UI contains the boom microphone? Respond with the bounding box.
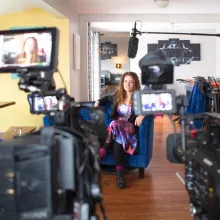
[128,21,139,59]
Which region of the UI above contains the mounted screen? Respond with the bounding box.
[0,27,59,73]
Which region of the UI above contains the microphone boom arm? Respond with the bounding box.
[135,30,220,37]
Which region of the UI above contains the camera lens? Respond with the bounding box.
[148,65,163,77]
[166,134,186,164]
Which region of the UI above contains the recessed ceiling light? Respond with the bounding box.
[154,0,170,8]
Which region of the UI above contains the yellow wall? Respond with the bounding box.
[0,8,70,131]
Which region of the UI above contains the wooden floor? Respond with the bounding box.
[99,116,193,220]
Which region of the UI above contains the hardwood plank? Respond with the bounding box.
[98,116,192,220]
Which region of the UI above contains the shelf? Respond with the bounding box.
[0,102,16,109]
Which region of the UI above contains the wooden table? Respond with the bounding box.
[0,102,16,109]
[2,126,37,140]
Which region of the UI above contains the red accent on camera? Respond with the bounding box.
[191,129,197,138]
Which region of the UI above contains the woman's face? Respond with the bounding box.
[123,75,135,93]
[24,38,35,54]
[155,95,161,106]
[45,98,53,110]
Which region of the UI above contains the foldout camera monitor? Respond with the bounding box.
[133,90,176,115]
[28,94,58,114]
[0,27,59,73]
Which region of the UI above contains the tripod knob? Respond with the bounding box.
[190,203,202,217]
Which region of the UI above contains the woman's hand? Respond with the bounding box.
[94,101,100,107]
[135,115,145,126]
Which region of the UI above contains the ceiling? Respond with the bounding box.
[92,22,220,32]
[0,0,40,16]
[101,32,130,38]
[1,0,220,18]
[66,0,220,15]
[0,0,64,17]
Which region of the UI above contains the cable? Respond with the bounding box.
[79,148,90,175]
[57,69,67,91]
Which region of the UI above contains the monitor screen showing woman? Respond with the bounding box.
[141,93,173,112]
[0,32,52,68]
[34,96,58,112]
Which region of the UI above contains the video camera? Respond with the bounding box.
[133,50,186,116]
[132,49,220,220]
[0,28,107,220]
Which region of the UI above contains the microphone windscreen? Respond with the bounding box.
[128,36,139,59]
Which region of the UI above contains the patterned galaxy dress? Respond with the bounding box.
[106,104,138,155]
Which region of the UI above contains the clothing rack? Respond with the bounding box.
[173,77,214,123]
[207,76,220,92]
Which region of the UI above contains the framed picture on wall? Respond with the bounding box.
[101,42,118,60]
[148,38,201,66]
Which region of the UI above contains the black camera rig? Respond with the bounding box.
[167,113,220,220]
[131,37,220,219]
[0,27,107,220]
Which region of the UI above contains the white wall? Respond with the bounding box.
[130,31,216,95]
[43,0,83,101]
[216,28,220,78]
[80,15,220,100]
[101,34,130,74]
[69,16,82,101]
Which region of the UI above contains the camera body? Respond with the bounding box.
[0,130,75,220]
[133,51,177,116]
[167,115,220,219]
[185,144,220,219]
[0,126,102,220]
[135,50,220,220]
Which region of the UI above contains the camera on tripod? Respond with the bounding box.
[133,49,220,220]
[0,27,107,220]
[133,50,184,116]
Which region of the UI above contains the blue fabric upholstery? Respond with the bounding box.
[91,102,154,168]
[43,115,52,126]
[101,113,154,168]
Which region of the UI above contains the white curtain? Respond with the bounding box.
[88,23,101,101]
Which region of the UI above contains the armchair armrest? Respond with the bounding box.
[138,115,154,155]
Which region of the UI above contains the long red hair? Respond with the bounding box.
[17,37,39,64]
[115,72,141,105]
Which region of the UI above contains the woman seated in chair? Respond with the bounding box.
[94,72,145,189]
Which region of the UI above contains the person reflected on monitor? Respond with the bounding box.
[45,97,54,110]
[154,94,166,110]
[16,37,46,65]
[162,93,172,110]
[143,94,156,111]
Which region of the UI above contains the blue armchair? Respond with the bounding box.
[97,102,154,178]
